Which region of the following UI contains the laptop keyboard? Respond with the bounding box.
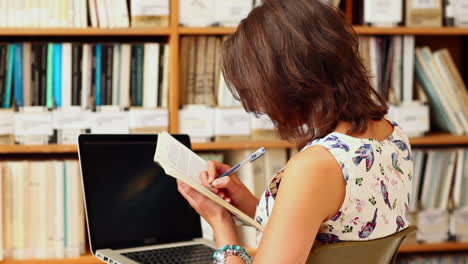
[122,244,214,264]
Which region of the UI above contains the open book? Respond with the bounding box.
[154,132,264,231]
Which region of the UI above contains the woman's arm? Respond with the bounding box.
[253,145,345,263]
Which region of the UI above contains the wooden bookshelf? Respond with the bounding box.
[0,0,467,261]
[0,134,467,155]
[399,242,468,253]
[0,28,172,36]
[0,255,100,264]
[354,26,468,36]
[2,242,468,264]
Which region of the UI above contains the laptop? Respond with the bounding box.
[78,134,216,264]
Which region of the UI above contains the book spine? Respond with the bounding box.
[94,44,102,106]
[53,43,62,107]
[119,44,131,108]
[13,43,24,108]
[71,43,79,106]
[81,44,91,109]
[3,44,15,108]
[61,43,72,108]
[53,162,65,258]
[100,45,108,105]
[31,44,39,106]
[112,44,120,105]
[40,44,48,107]
[130,45,137,106]
[22,43,32,107]
[157,45,165,107]
[0,45,6,107]
[46,43,54,108]
[135,44,143,107]
[105,44,113,105]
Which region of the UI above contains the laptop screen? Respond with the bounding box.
[78,134,202,254]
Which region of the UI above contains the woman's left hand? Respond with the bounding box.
[177,171,233,229]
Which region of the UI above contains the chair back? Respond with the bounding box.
[306,226,417,264]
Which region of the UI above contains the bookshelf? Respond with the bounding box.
[0,0,467,263]
[2,242,468,264]
[0,134,467,155]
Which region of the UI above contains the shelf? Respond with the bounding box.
[192,140,293,151]
[0,134,466,154]
[354,26,468,35]
[409,133,468,146]
[179,26,468,36]
[0,28,171,36]
[399,242,468,253]
[0,144,78,154]
[179,27,237,35]
[2,243,468,263]
[0,254,100,264]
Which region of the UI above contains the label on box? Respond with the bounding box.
[251,114,275,130]
[14,112,53,136]
[451,208,468,236]
[414,0,438,9]
[91,112,129,134]
[129,109,168,128]
[179,106,214,138]
[215,108,251,136]
[388,103,430,136]
[131,0,169,16]
[417,209,450,242]
[53,109,91,129]
[0,110,14,135]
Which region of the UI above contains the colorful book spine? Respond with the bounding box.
[94,44,102,106]
[2,44,15,108]
[46,43,54,108]
[13,43,23,107]
[135,44,143,107]
[53,44,62,107]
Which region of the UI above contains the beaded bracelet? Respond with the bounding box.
[213,245,253,264]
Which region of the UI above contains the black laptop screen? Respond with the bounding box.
[78,134,202,254]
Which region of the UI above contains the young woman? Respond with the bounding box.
[177,0,413,263]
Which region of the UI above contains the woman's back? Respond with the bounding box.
[255,119,413,244]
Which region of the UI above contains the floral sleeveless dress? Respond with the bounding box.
[254,120,413,245]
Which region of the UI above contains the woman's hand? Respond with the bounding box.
[206,161,259,218]
[177,178,240,247]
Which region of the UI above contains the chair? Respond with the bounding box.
[306,226,417,264]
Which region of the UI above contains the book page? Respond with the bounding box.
[154,132,264,231]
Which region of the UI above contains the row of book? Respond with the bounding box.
[363,0,468,27]
[414,47,468,136]
[397,255,468,264]
[0,107,169,145]
[410,149,468,243]
[198,148,290,247]
[179,0,341,27]
[0,0,170,28]
[0,160,86,260]
[358,35,468,135]
[0,42,169,110]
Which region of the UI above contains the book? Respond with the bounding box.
[119,44,131,108]
[154,132,264,231]
[130,0,168,27]
[13,43,24,107]
[364,0,402,26]
[53,43,62,107]
[61,43,72,108]
[46,43,54,108]
[415,47,463,135]
[406,0,443,27]
[22,43,32,107]
[2,44,14,108]
[94,44,102,106]
[143,43,160,108]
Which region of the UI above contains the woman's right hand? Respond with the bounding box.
[200,160,259,219]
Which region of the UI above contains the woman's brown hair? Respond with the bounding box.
[221,0,388,148]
